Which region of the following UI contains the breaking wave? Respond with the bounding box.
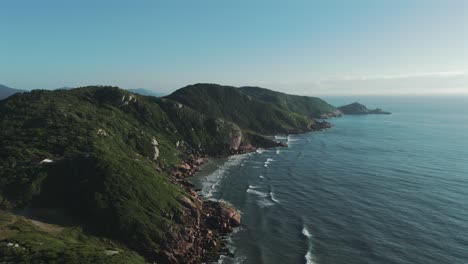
[270,191,280,203]
[201,154,249,199]
[302,226,312,238]
[264,158,274,167]
[302,225,316,264]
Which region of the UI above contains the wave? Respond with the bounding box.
[270,191,280,203]
[276,149,281,154]
[287,135,299,143]
[274,135,288,140]
[246,186,277,207]
[302,226,312,238]
[302,225,315,264]
[264,158,274,167]
[246,188,268,198]
[256,148,266,154]
[201,154,249,199]
[218,227,246,264]
[305,249,315,264]
[259,175,264,179]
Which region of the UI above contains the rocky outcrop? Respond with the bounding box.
[154,190,241,264]
[317,120,332,129]
[152,138,159,160]
[320,110,343,119]
[338,102,391,115]
[203,201,241,233]
[227,127,242,150]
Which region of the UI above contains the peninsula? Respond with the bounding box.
[338,102,391,115]
[0,84,338,263]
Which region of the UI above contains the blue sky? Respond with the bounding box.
[1,0,467,95]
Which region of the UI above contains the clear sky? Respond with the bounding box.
[1,0,467,95]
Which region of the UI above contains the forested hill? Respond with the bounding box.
[239,86,341,118]
[0,84,337,263]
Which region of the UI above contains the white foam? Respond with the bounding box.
[302,226,312,238]
[201,154,249,199]
[259,175,264,179]
[287,135,299,143]
[302,225,315,264]
[256,148,266,154]
[246,188,268,198]
[270,191,280,203]
[305,249,315,264]
[247,186,276,207]
[276,149,281,154]
[274,135,288,140]
[264,158,274,167]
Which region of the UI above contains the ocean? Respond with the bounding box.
[191,96,468,264]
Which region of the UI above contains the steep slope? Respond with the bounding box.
[166,83,317,134]
[0,84,25,100]
[239,86,340,118]
[0,86,250,263]
[0,84,333,263]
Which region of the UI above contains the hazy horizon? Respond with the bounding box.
[2,0,468,95]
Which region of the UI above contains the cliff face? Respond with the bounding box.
[338,102,391,115]
[0,84,335,263]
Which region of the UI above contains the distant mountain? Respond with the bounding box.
[239,86,341,118]
[127,88,166,97]
[55,86,75,90]
[338,102,391,115]
[0,84,25,99]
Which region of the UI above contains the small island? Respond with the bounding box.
[337,102,391,115]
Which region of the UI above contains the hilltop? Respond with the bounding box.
[239,86,341,118]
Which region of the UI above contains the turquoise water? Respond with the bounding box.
[193,96,468,264]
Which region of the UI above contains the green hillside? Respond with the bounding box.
[239,86,339,118]
[0,84,335,263]
[166,83,316,134]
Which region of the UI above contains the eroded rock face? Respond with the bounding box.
[152,138,159,160]
[203,201,241,233]
[320,110,343,119]
[153,190,241,264]
[228,126,242,150]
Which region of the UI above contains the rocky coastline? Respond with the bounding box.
[163,119,334,263]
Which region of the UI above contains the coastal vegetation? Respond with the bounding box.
[0,84,338,263]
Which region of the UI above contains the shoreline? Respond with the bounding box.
[172,120,334,263]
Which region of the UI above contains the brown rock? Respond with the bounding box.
[178,163,192,172]
[221,207,241,227]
